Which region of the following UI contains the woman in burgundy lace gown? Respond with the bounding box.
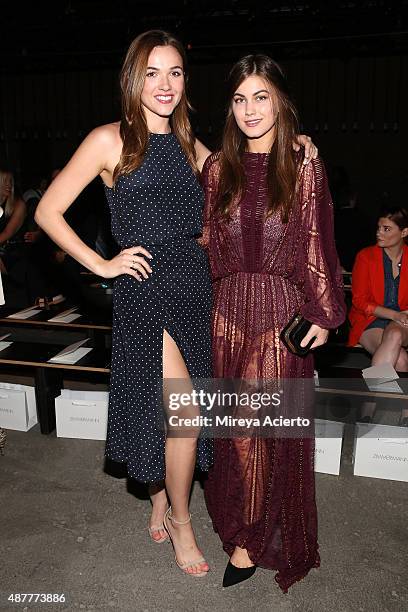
[202,55,346,591]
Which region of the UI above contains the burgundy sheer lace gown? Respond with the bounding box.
[201,152,345,592]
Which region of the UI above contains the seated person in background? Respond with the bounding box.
[348,205,408,425]
[0,168,26,277]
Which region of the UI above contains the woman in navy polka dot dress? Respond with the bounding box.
[35,31,214,577]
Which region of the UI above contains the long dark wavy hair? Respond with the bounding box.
[215,54,300,222]
[113,30,197,183]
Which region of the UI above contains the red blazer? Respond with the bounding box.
[348,244,408,346]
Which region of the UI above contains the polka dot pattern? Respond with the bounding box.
[104,133,213,482]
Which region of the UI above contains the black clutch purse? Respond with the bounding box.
[280,314,315,357]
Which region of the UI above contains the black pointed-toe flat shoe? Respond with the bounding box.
[222,561,257,588]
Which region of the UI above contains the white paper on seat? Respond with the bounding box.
[49,313,82,323]
[0,341,12,352]
[362,363,398,381]
[48,338,92,364]
[363,379,403,393]
[7,308,41,319]
[48,347,93,364]
[362,363,403,393]
[48,307,81,323]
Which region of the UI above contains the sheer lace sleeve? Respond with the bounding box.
[198,153,219,251]
[298,158,346,329]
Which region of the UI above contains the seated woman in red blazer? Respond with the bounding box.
[348,205,408,425]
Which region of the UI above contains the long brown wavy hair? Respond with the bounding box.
[113,30,197,183]
[215,54,300,222]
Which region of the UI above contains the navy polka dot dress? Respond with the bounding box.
[104,133,213,482]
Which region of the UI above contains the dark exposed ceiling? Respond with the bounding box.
[2,0,408,73]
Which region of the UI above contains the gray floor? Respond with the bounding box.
[1,424,407,612]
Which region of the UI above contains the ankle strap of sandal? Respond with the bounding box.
[170,511,192,525]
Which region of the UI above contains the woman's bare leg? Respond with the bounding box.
[148,481,168,541]
[359,328,384,356]
[369,323,408,368]
[360,326,408,422]
[230,546,254,568]
[358,329,384,420]
[394,347,408,372]
[162,329,209,574]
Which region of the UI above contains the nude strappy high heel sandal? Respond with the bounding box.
[163,507,209,577]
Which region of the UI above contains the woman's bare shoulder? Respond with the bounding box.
[88,122,122,148]
[77,122,122,175]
